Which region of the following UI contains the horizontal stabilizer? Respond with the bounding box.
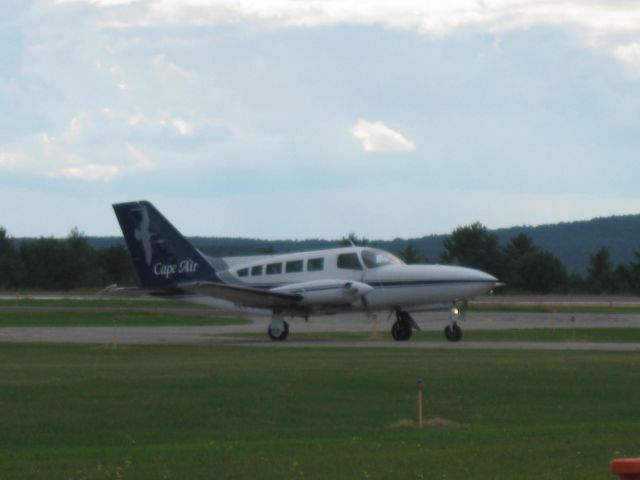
[96,284,150,298]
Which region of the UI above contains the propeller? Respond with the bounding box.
[343,282,376,319]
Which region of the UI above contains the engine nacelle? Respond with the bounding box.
[272,279,373,306]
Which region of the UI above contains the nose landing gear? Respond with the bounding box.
[444,323,463,342]
[444,301,466,342]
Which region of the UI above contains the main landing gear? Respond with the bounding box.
[391,310,420,341]
[268,312,289,341]
[444,301,466,342]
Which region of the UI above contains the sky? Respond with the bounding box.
[2,0,640,239]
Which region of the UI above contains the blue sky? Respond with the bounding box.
[2,0,640,238]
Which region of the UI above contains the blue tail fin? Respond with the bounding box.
[113,200,219,289]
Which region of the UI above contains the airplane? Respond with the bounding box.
[112,200,501,342]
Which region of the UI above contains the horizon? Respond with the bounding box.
[5,210,639,242]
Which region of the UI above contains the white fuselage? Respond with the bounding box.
[193,246,499,316]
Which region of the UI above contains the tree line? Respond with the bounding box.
[0,228,136,290]
[394,223,640,294]
[1,224,639,294]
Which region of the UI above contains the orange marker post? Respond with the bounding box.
[416,379,425,429]
[611,458,640,479]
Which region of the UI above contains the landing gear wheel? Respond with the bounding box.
[268,321,289,341]
[391,320,412,341]
[444,324,463,342]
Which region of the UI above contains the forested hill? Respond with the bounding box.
[492,215,640,273]
[394,214,640,273]
[80,213,640,273]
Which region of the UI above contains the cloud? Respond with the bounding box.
[172,118,193,136]
[153,54,197,81]
[351,119,415,153]
[613,43,640,77]
[0,99,244,182]
[48,0,640,76]
[54,0,139,5]
[0,147,80,181]
[53,0,640,38]
[0,151,29,168]
[126,143,155,170]
[56,163,122,181]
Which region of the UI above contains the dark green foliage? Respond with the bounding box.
[440,222,504,277]
[501,234,568,293]
[0,228,24,288]
[1,227,136,291]
[587,246,614,293]
[1,220,639,294]
[259,244,275,254]
[19,237,74,290]
[96,244,138,286]
[48,213,640,273]
[397,241,426,264]
[493,214,640,273]
[628,250,640,293]
[515,251,568,293]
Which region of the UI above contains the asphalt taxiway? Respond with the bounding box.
[1,305,640,350]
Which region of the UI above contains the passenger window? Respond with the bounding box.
[337,253,362,270]
[251,265,263,276]
[307,257,324,271]
[286,260,303,273]
[266,263,282,275]
[237,268,249,277]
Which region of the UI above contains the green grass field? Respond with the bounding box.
[2,297,640,314]
[1,343,639,479]
[0,311,249,327]
[0,298,193,309]
[470,303,640,315]
[229,327,640,343]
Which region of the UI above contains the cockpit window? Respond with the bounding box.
[337,253,363,270]
[361,249,404,268]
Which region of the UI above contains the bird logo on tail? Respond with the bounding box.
[133,206,153,266]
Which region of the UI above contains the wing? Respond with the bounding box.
[178,281,303,309]
[98,281,303,309]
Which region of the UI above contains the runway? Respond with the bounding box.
[1,307,640,350]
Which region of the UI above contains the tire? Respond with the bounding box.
[268,321,290,341]
[391,320,412,341]
[444,324,463,342]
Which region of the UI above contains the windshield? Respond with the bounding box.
[361,248,404,268]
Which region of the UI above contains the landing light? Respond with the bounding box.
[452,307,460,316]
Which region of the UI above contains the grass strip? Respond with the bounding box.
[0,343,638,479]
[0,311,249,327]
[226,327,640,343]
[470,303,640,314]
[0,298,194,309]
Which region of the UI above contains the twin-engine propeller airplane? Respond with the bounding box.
[112,201,500,342]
